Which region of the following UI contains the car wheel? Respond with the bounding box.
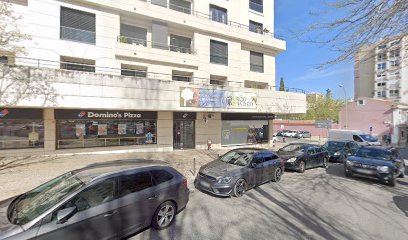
[298,161,306,173]
[271,167,283,182]
[387,174,396,187]
[233,179,247,197]
[152,201,176,230]
[321,157,328,168]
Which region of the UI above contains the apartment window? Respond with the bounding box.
[151,0,167,7]
[392,71,400,76]
[390,60,400,67]
[119,23,147,46]
[169,0,191,14]
[210,40,228,66]
[377,73,386,78]
[60,56,95,72]
[0,56,8,64]
[357,99,365,106]
[249,20,263,34]
[378,44,387,49]
[244,80,268,89]
[250,51,264,73]
[172,70,192,82]
[249,0,263,13]
[390,40,400,47]
[210,75,227,86]
[170,34,193,54]
[60,7,96,44]
[390,90,399,97]
[377,53,386,61]
[390,49,400,58]
[377,82,386,87]
[121,64,147,78]
[209,5,227,24]
[377,91,386,97]
[377,63,386,70]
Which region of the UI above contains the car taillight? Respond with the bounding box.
[182,179,188,189]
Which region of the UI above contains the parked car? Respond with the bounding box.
[277,143,329,173]
[282,130,297,138]
[0,160,190,240]
[194,148,284,197]
[344,146,406,186]
[276,130,290,137]
[294,131,311,138]
[322,140,360,163]
[329,129,381,146]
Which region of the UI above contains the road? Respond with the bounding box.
[130,163,408,240]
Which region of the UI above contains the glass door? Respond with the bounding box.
[173,120,195,149]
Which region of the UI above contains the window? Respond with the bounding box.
[357,99,365,106]
[121,64,147,78]
[353,135,363,142]
[60,56,95,72]
[390,90,399,97]
[252,154,264,164]
[263,152,279,161]
[151,0,167,7]
[151,170,174,184]
[63,178,115,212]
[390,40,400,47]
[390,49,400,58]
[250,51,264,72]
[377,53,386,61]
[377,82,386,87]
[378,44,387,49]
[0,56,8,64]
[377,73,385,78]
[119,23,147,46]
[377,63,386,70]
[377,91,386,98]
[390,60,399,67]
[210,40,228,65]
[249,0,263,13]
[172,70,192,82]
[249,20,263,34]
[169,0,191,14]
[119,172,153,197]
[0,120,44,149]
[210,75,227,85]
[307,148,315,154]
[209,5,227,24]
[170,34,193,54]
[244,80,268,89]
[60,7,95,44]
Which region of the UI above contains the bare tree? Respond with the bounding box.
[300,0,408,68]
[0,1,57,106]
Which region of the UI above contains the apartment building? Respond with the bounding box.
[0,0,306,152]
[354,34,408,103]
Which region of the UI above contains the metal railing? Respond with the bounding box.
[117,35,197,55]
[60,26,96,44]
[136,0,284,40]
[1,56,305,93]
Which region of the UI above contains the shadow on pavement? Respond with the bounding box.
[393,196,408,217]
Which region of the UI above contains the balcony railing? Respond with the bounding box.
[117,35,197,55]
[60,26,96,44]
[136,0,284,41]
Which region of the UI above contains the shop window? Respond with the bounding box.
[0,121,44,149]
[60,7,95,44]
[60,56,95,72]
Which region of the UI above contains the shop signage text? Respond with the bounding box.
[0,108,43,119]
[221,113,275,121]
[55,109,157,120]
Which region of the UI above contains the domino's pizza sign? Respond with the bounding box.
[0,109,10,118]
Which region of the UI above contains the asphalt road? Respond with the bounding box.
[130,162,408,240]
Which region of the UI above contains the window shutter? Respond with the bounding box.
[210,40,228,65]
[250,51,263,72]
[61,7,95,32]
[152,0,167,7]
[152,21,169,49]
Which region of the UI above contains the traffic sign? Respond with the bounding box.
[315,120,332,129]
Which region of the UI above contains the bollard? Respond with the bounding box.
[193,157,196,176]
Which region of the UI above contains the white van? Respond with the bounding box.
[328,129,381,146]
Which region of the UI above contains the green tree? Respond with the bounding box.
[279,77,285,91]
[325,89,332,102]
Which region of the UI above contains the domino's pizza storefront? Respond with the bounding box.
[55,109,157,149]
[0,108,44,149]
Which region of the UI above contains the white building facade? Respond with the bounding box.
[0,0,306,152]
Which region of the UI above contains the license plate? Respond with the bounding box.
[200,181,210,188]
[355,168,374,174]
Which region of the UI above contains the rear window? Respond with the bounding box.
[118,171,153,197]
[151,170,174,185]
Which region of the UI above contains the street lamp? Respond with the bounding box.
[338,84,348,129]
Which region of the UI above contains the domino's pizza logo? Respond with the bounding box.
[78,111,86,118]
[0,109,9,118]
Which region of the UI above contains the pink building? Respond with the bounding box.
[272,120,339,138]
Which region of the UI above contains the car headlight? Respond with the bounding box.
[216,176,232,184]
[287,157,297,163]
[377,166,390,172]
[334,152,341,156]
[346,160,354,166]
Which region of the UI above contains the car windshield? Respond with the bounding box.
[219,150,256,166]
[360,135,378,142]
[8,171,84,225]
[323,141,345,149]
[280,144,305,152]
[355,148,393,161]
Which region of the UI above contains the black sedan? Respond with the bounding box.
[194,148,284,197]
[323,140,360,163]
[277,143,329,173]
[345,147,406,186]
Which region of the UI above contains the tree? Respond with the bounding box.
[0,1,57,106]
[279,77,285,91]
[325,89,332,102]
[300,0,408,68]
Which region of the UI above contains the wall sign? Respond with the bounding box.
[221,113,275,121]
[55,109,158,120]
[180,87,257,109]
[173,112,197,120]
[0,108,43,119]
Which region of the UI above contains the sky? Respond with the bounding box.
[274,0,354,100]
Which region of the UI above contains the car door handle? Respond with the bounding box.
[148,195,158,200]
[104,210,117,217]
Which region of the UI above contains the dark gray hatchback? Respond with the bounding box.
[0,160,189,240]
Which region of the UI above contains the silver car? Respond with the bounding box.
[0,160,190,240]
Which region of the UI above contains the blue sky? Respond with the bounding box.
[275,0,354,100]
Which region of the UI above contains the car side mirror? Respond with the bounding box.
[56,206,77,224]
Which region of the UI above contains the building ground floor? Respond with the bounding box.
[0,108,276,152]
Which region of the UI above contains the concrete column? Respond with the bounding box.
[268,119,274,146]
[157,111,173,148]
[195,112,221,149]
[43,108,56,151]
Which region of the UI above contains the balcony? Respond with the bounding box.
[60,26,96,44]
